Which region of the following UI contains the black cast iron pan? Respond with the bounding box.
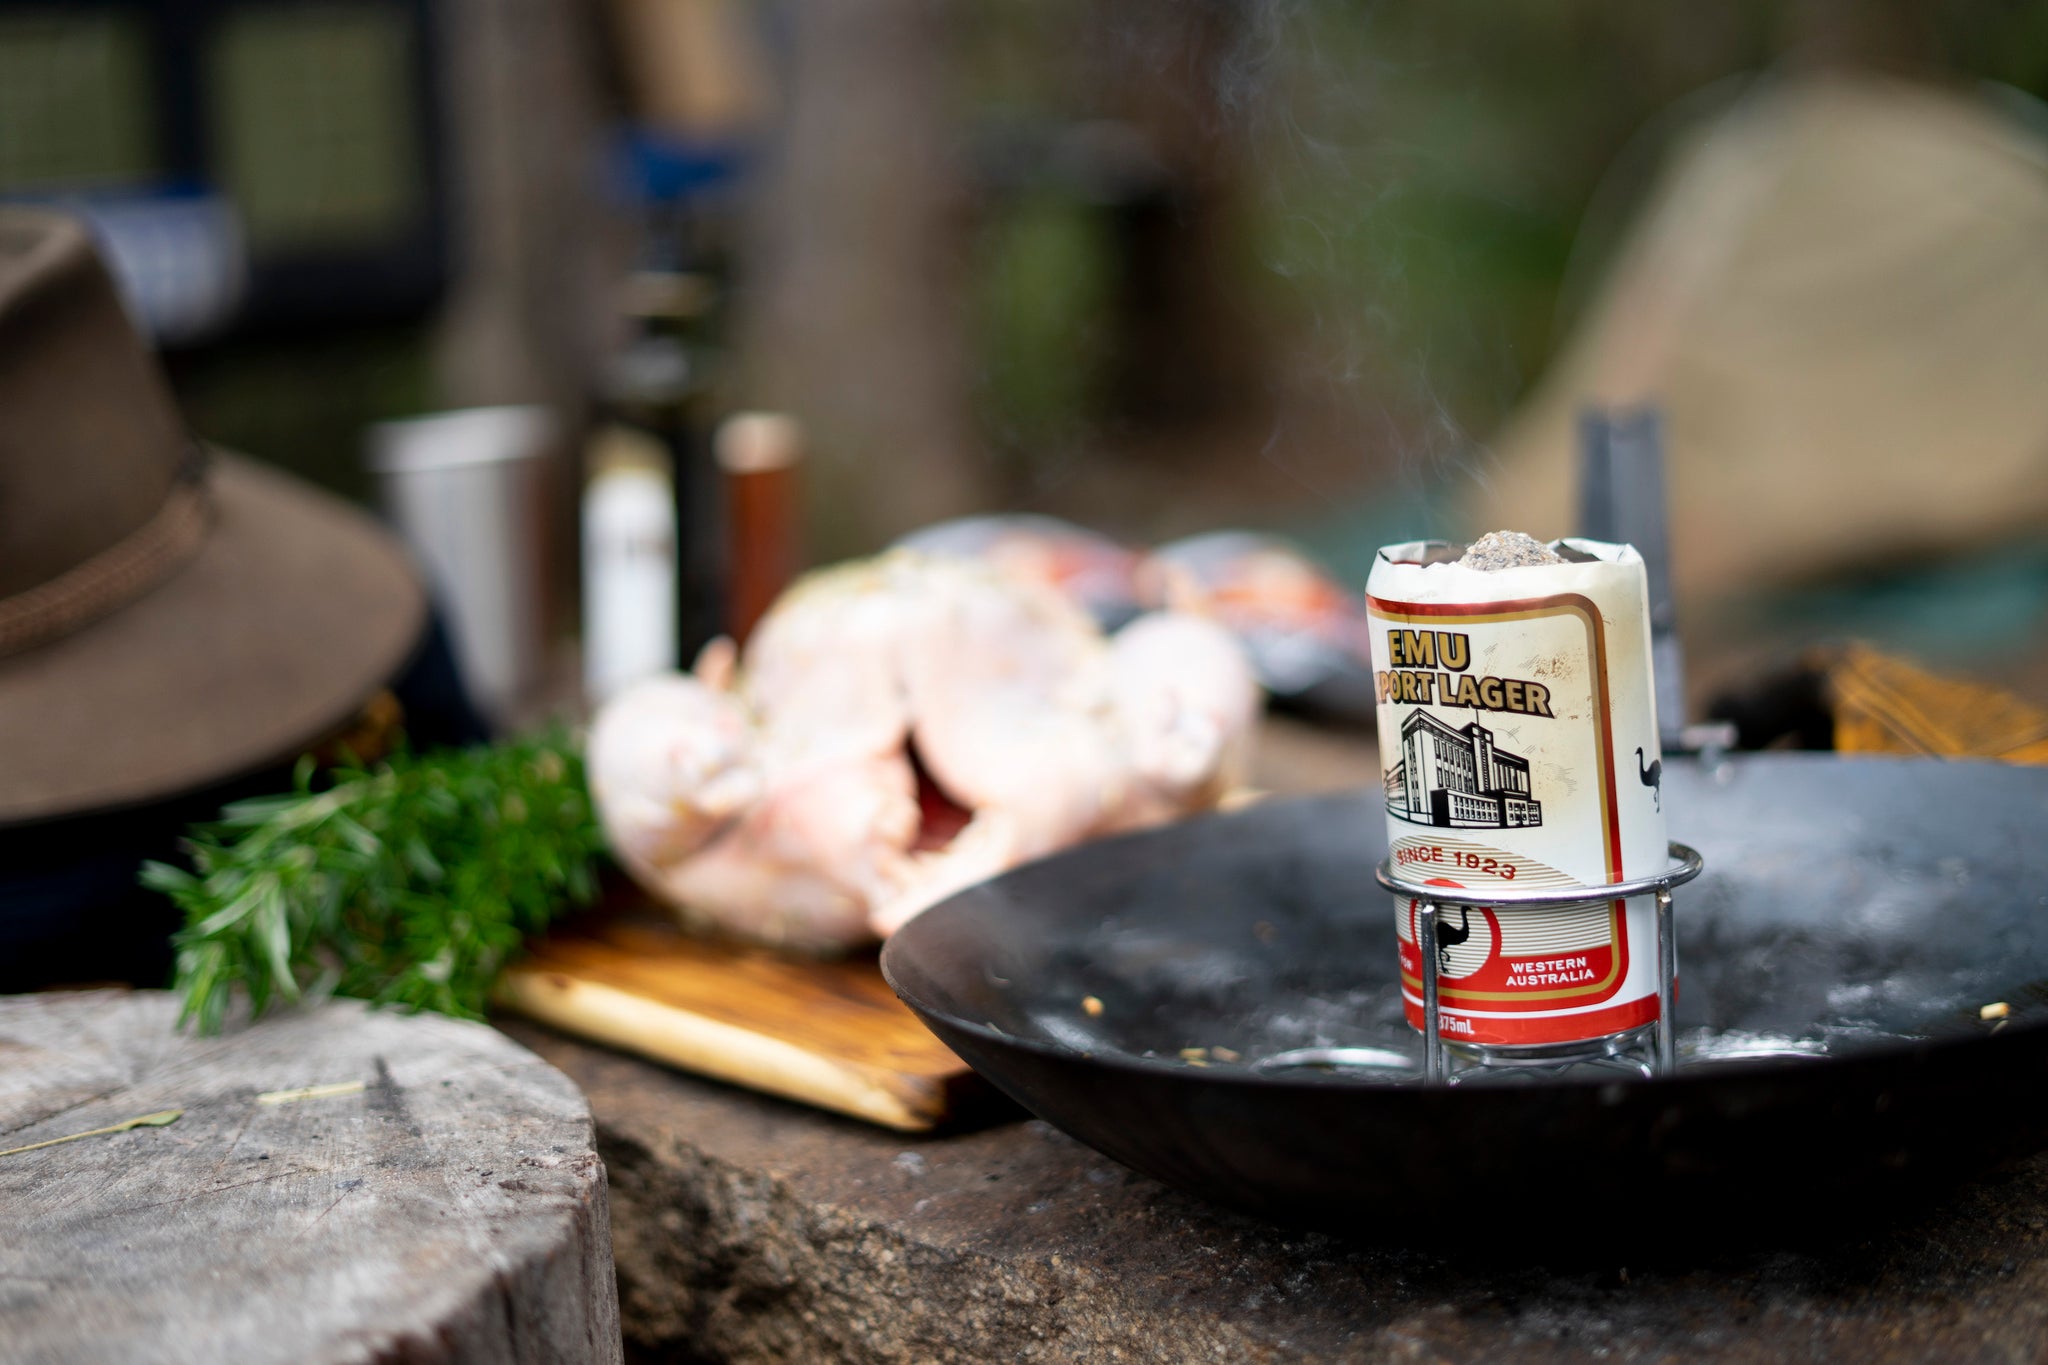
[882,754,2048,1241]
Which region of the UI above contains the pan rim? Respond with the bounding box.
[883,929,2044,1099]
[880,761,2048,1098]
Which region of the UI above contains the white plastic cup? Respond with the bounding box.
[368,406,554,723]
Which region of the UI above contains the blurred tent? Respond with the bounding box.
[1470,74,2048,603]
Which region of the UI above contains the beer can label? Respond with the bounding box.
[1365,540,1667,1047]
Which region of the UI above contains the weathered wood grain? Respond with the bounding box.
[499,904,979,1132]
[0,990,621,1365]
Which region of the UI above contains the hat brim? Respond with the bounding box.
[0,453,427,826]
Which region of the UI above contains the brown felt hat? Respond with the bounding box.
[0,209,426,826]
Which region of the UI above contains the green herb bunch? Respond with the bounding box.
[145,730,606,1033]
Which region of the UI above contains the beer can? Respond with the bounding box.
[1365,538,1668,1055]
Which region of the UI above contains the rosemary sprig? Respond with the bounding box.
[145,730,605,1034]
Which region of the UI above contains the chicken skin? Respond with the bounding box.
[588,551,1259,949]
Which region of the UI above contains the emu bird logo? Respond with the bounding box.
[1636,746,1662,812]
[1434,904,1474,973]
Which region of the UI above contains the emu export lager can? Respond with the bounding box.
[1366,537,1668,1055]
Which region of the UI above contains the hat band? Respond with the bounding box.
[0,450,212,659]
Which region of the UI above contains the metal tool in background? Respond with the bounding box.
[1579,406,1715,755]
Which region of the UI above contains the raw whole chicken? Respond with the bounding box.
[588,550,1260,950]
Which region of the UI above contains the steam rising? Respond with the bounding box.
[1212,3,1503,512]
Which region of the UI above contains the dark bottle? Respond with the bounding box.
[600,305,724,665]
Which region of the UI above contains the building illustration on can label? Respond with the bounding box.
[1365,553,1667,1049]
[1386,712,1542,829]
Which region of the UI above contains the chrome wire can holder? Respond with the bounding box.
[1374,842,1704,1084]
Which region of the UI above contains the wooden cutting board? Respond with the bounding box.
[496,895,982,1132]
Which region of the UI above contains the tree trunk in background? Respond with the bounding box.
[430,0,623,651]
[1783,0,1939,76]
[740,0,987,558]
[432,0,618,412]
[1087,0,1264,435]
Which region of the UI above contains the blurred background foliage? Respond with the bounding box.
[944,0,2048,544]
[14,0,2048,564]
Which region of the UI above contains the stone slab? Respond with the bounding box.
[505,1019,2048,1363]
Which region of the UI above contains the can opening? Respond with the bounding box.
[1457,529,1564,571]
